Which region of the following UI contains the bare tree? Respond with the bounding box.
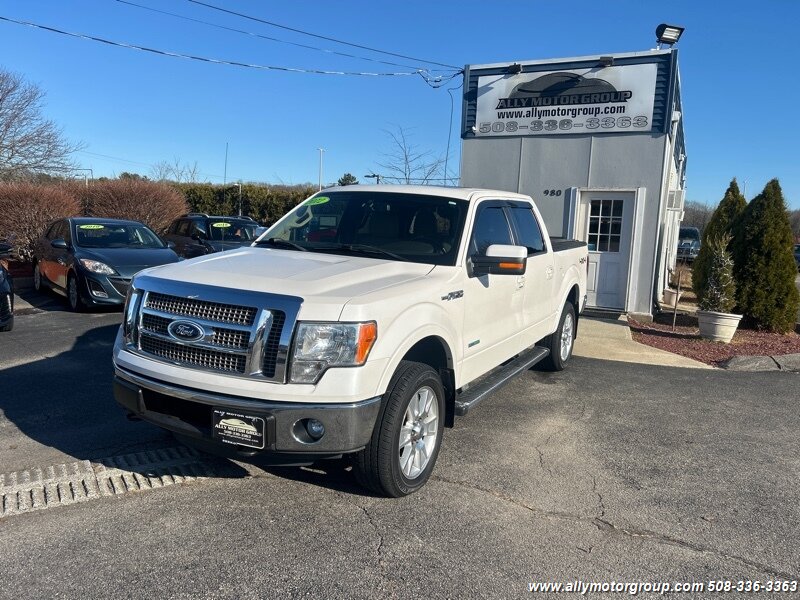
[376,126,445,185]
[681,200,714,234]
[150,157,201,183]
[0,68,82,179]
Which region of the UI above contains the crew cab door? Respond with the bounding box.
[460,201,525,384]
[506,202,556,343]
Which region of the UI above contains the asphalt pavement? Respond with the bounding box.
[1,299,799,599]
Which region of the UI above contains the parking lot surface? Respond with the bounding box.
[1,300,799,598]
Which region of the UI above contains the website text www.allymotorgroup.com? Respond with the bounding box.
[478,103,649,135]
[527,579,799,595]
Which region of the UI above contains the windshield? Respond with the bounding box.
[74,223,165,249]
[262,191,468,265]
[208,220,259,241]
[679,227,700,241]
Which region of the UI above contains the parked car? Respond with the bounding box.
[33,217,180,311]
[677,226,701,263]
[0,242,14,332]
[162,213,260,258]
[794,244,800,271]
[113,186,588,497]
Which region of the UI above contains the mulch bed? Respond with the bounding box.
[629,313,800,367]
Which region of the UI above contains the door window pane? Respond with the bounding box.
[470,206,513,254]
[588,200,624,253]
[508,207,545,254]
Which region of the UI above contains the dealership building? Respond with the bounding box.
[459,47,686,319]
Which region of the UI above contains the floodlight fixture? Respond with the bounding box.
[655,23,685,47]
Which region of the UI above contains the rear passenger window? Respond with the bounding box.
[176,220,191,236]
[509,207,545,254]
[470,206,513,255]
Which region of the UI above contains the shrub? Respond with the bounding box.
[174,183,314,225]
[733,179,800,332]
[83,179,187,233]
[693,178,746,304]
[0,182,81,260]
[698,234,736,313]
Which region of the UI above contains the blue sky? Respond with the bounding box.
[0,0,798,207]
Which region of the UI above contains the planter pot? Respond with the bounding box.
[697,310,743,343]
[662,288,682,308]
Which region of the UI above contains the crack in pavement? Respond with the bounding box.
[431,475,797,581]
[533,401,588,478]
[335,492,396,599]
[592,476,606,518]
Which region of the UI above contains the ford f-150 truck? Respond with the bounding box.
[113,186,588,496]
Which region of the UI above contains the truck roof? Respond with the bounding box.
[321,184,531,202]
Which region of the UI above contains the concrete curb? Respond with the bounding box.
[720,353,800,373]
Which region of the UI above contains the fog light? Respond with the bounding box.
[306,419,325,440]
[89,280,108,298]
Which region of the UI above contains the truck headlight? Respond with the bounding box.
[79,259,117,275]
[290,322,377,384]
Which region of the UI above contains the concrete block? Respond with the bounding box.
[773,353,800,373]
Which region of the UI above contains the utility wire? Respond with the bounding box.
[186,0,460,70]
[0,15,424,77]
[113,0,442,72]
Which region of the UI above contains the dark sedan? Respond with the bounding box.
[33,218,180,311]
[0,242,13,332]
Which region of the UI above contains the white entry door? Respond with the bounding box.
[576,192,634,310]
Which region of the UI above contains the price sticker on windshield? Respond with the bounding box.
[305,196,329,206]
[211,222,232,228]
[78,224,106,230]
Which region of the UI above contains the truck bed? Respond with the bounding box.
[550,237,587,252]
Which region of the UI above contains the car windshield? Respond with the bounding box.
[208,220,259,241]
[260,191,468,265]
[74,223,165,249]
[679,227,700,241]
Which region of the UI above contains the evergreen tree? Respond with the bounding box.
[698,234,736,313]
[693,178,746,304]
[734,179,800,332]
[337,173,358,186]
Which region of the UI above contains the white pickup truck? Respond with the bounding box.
[113,186,588,496]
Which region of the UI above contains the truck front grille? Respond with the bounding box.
[140,336,247,374]
[145,292,256,326]
[128,279,300,383]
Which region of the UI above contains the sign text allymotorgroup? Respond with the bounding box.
[475,63,657,137]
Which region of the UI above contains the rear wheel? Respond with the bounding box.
[0,315,12,332]
[354,361,445,497]
[541,302,576,371]
[33,262,42,291]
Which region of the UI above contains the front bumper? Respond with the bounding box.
[114,366,382,461]
[79,270,130,306]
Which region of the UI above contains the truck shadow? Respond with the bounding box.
[0,322,248,480]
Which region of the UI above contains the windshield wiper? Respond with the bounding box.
[254,237,308,252]
[325,243,404,261]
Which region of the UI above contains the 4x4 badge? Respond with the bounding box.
[441,290,463,301]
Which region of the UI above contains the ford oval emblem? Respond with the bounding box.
[167,320,205,342]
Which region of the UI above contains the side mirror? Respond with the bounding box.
[166,241,176,249]
[470,244,527,277]
[51,239,69,250]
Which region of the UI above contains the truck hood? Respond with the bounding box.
[140,247,434,311]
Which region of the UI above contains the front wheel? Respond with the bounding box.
[541,302,576,371]
[67,273,84,312]
[33,262,43,292]
[354,361,445,497]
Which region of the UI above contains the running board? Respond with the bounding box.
[454,346,550,416]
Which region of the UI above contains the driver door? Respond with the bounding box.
[460,201,526,385]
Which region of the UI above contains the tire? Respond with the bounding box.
[541,302,576,371]
[33,262,42,292]
[354,361,445,497]
[0,316,12,332]
[67,273,84,312]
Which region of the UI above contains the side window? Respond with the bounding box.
[469,206,513,255]
[167,220,179,235]
[62,221,72,244]
[192,222,207,237]
[50,221,66,241]
[509,207,545,254]
[176,220,191,236]
[45,223,60,240]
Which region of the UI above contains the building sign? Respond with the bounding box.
[475,63,657,136]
